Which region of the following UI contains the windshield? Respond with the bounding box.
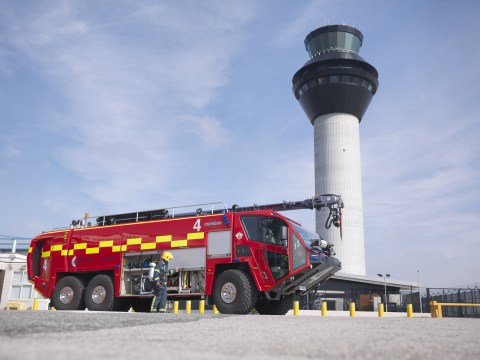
[288,221,320,248]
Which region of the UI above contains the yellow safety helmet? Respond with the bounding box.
[162,251,174,262]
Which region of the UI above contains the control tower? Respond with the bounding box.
[292,25,379,275]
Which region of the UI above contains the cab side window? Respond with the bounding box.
[260,218,286,246]
[292,232,307,270]
[241,216,287,246]
[241,216,258,240]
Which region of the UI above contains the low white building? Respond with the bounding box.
[0,238,49,310]
[0,252,33,310]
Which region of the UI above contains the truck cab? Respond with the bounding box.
[210,210,340,314]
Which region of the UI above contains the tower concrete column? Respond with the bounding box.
[292,25,379,275]
[314,113,365,274]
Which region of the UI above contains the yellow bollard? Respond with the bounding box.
[213,305,219,315]
[173,301,179,314]
[293,300,300,316]
[378,303,384,317]
[186,300,191,314]
[321,301,327,316]
[33,298,39,311]
[199,300,205,314]
[51,307,56,311]
[430,301,437,317]
[431,301,443,318]
[349,302,356,317]
[406,304,413,318]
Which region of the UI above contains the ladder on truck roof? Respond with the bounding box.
[91,201,229,226]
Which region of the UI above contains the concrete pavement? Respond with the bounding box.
[0,310,478,360]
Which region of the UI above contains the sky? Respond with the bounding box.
[1,0,479,288]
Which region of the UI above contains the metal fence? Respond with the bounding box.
[301,289,422,312]
[300,287,480,316]
[425,287,480,318]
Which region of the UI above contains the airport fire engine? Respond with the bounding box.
[27,195,343,314]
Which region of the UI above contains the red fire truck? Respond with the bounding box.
[27,195,343,314]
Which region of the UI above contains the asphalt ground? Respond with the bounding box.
[0,311,478,360]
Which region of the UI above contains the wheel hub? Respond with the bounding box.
[59,287,74,304]
[91,285,107,304]
[220,282,237,303]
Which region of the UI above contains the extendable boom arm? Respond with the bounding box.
[230,194,344,230]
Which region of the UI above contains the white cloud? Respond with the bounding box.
[273,0,325,48]
[180,114,232,148]
[1,145,21,158]
[1,1,256,209]
[273,0,356,48]
[44,197,70,213]
[361,75,480,286]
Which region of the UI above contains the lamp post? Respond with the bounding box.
[377,273,390,312]
[418,269,422,313]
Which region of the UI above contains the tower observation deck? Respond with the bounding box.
[292,25,379,275]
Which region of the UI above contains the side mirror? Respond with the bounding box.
[281,226,288,242]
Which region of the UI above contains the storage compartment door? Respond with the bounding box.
[207,230,232,258]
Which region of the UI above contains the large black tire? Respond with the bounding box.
[130,298,153,313]
[51,276,85,310]
[254,298,271,314]
[255,295,293,315]
[85,274,116,311]
[212,269,257,314]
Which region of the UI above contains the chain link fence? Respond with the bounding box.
[425,286,480,318]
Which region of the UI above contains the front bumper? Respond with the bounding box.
[273,256,341,296]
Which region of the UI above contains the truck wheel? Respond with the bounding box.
[254,298,271,314]
[51,276,85,310]
[131,298,153,313]
[85,274,116,311]
[213,269,257,314]
[255,295,293,315]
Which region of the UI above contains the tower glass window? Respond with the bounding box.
[336,32,346,49]
[345,33,361,53]
[306,31,362,57]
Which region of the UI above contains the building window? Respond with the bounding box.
[10,271,32,300]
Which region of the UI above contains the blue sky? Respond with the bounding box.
[1,0,479,288]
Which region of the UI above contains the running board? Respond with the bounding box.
[276,257,341,296]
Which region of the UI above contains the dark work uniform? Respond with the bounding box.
[151,260,176,312]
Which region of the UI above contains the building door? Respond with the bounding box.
[0,270,5,303]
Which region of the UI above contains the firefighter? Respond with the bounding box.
[151,251,178,312]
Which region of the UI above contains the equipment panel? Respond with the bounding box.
[121,248,207,296]
[122,251,159,295]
